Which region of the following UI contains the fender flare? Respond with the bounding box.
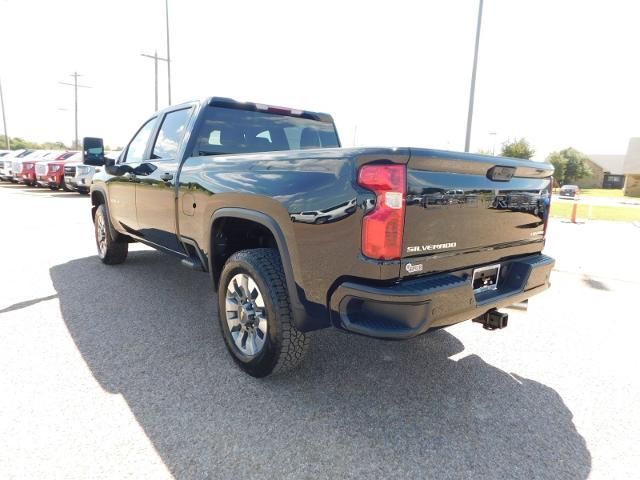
[209,207,314,330]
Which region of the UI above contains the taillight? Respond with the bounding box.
[543,176,553,236]
[358,164,406,260]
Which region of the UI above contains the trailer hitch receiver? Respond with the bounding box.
[473,309,509,330]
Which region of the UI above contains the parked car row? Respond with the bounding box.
[0,148,120,194]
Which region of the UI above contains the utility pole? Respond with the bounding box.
[489,131,497,155]
[165,0,172,105]
[464,0,484,153]
[0,77,9,150]
[59,72,91,149]
[141,50,169,111]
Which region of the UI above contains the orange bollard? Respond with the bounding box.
[570,202,578,223]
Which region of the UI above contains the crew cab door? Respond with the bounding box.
[134,106,194,253]
[108,117,157,232]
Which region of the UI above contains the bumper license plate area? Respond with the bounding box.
[473,264,501,293]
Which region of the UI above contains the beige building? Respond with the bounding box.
[623,137,640,197]
[580,154,626,189]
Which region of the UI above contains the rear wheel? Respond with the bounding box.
[218,248,309,377]
[94,204,128,265]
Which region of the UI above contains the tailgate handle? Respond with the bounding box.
[487,165,516,182]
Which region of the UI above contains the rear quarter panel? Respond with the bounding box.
[176,147,409,307]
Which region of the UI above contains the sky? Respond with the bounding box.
[1,0,639,160]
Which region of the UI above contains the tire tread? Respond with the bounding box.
[95,204,128,265]
[225,248,309,375]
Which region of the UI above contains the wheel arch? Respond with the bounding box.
[209,208,294,289]
[209,208,323,332]
[90,188,106,219]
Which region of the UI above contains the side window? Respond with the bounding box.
[152,108,192,159]
[123,118,156,163]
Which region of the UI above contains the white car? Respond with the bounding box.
[70,150,120,194]
[60,152,84,192]
[0,149,30,181]
[13,150,56,183]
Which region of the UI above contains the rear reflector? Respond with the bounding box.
[358,164,406,260]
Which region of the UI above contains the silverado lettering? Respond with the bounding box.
[407,242,458,253]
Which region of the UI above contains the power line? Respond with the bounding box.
[59,72,91,149]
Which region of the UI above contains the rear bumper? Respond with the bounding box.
[329,253,554,339]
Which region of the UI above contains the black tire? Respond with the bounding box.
[94,204,128,265]
[218,248,309,377]
[49,185,59,191]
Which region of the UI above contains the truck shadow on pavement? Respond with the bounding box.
[50,251,591,480]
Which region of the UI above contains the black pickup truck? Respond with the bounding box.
[83,97,555,377]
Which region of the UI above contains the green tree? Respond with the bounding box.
[1,136,71,150]
[547,151,567,185]
[545,147,592,185]
[476,148,494,155]
[500,137,535,160]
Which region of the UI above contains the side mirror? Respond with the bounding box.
[83,137,105,166]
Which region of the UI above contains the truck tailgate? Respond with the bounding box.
[401,149,552,277]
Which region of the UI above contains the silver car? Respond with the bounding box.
[71,151,120,194]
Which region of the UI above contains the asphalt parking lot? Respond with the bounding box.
[1,182,639,479]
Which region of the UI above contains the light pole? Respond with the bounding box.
[165,0,172,105]
[141,50,169,111]
[464,0,484,153]
[59,72,91,149]
[0,76,9,150]
[489,131,497,155]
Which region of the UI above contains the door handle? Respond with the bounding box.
[161,172,174,182]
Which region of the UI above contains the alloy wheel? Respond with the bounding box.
[225,273,268,356]
[96,213,107,256]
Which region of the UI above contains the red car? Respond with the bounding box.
[19,151,63,186]
[35,152,80,190]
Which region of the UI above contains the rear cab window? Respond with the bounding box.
[192,105,339,157]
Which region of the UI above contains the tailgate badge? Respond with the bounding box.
[487,165,516,181]
[405,263,424,274]
[407,242,457,253]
